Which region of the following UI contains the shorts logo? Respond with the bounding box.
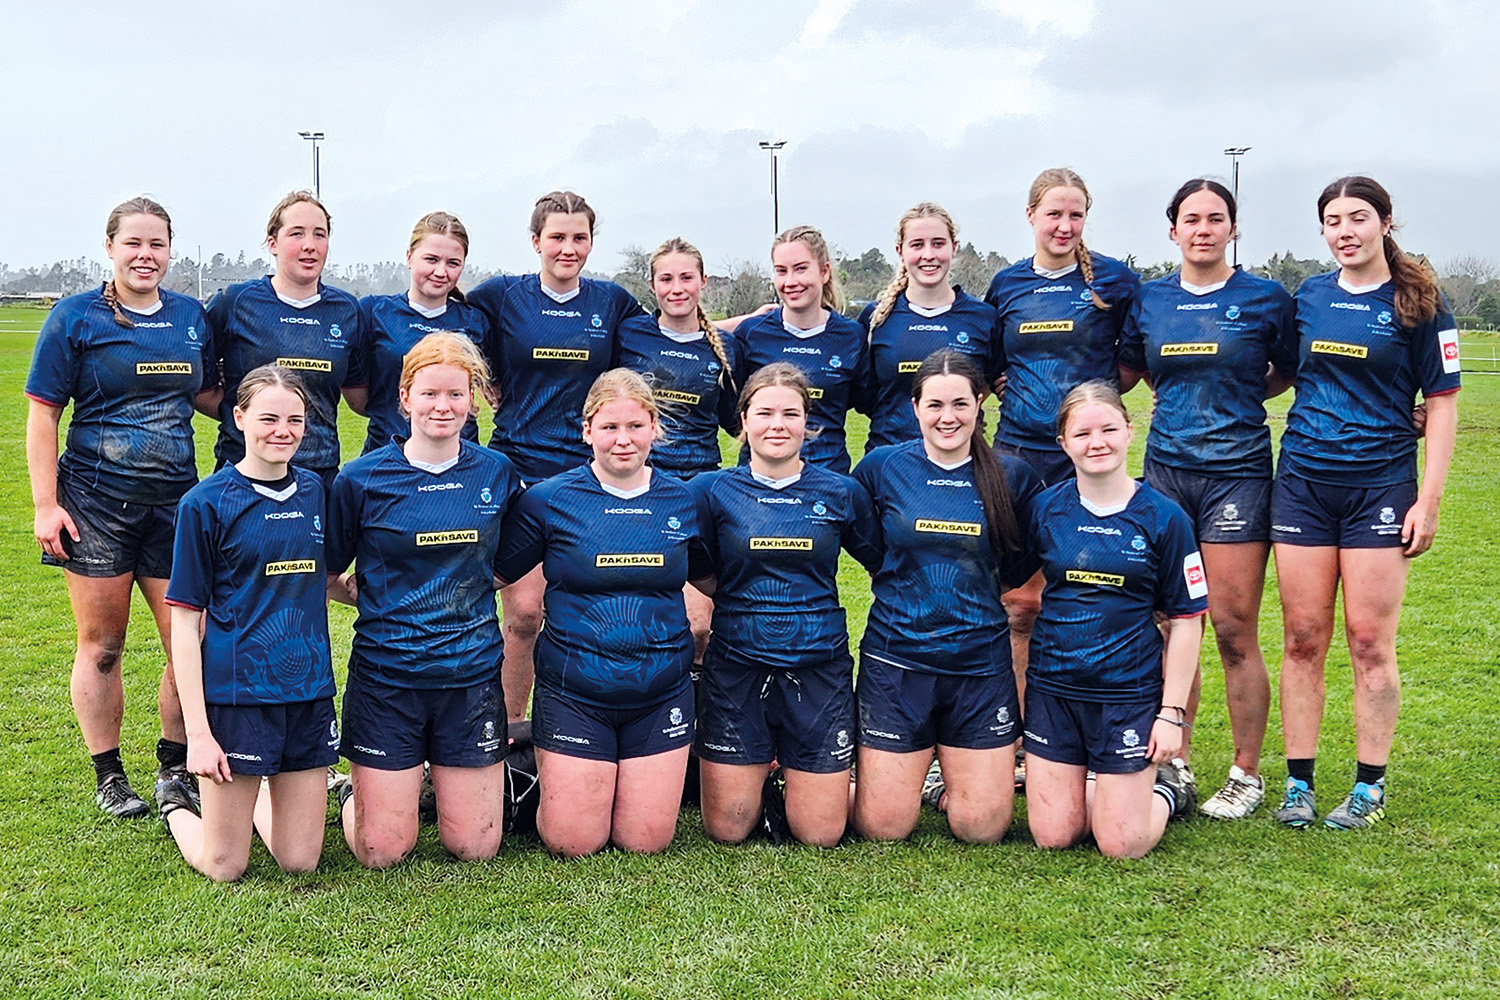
[1379,507,1396,524]
[415,530,480,546]
[551,733,590,745]
[1224,305,1241,321]
[915,519,981,536]
[483,720,496,741]
[353,744,386,756]
[897,361,922,372]
[806,388,825,399]
[1018,320,1073,334]
[1131,535,1146,551]
[669,707,684,726]
[136,362,193,375]
[1160,343,1218,356]
[812,501,827,516]
[533,348,590,361]
[480,488,492,504]
[1439,327,1461,373]
[265,559,316,575]
[997,707,1010,725]
[749,537,814,550]
[1310,340,1368,359]
[655,390,703,405]
[1066,569,1125,586]
[836,729,850,748]
[1377,310,1393,326]
[1122,729,1140,748]
[1024,730,1048,745]
[1183,552,1208,598]
[276,357,334,372]
[667,516,681,530]
[1222,503,1239,521]
[596,553,665,567]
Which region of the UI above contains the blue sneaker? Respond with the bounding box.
[1324,781,1386,831]
[1274,777,1317,828]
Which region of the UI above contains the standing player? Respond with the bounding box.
[1117,179,1298,819]
[496,370,712,858]
[736,226,867,473]
[859,203,1002,449]
[691,363,882,847]
[468,191,646,722]
[204,191,366,492]
[852,350,1041,844]
[25,197,215,818]
[157,365,335,881]
[327,333,523,867]
[1271,176,1459,831]
[359,211,490,452]
[985,168,1141,778]
[1025,381,1205,859]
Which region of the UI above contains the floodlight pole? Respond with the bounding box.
[1223,146,1251,266]
[299,131,326,200]
[759,140,787,235]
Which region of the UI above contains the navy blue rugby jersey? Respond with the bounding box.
[690,464,881,670]
[26,286,214,505]
[613,314,742,477]
[357,293,489,453]
[205,277,365,471]
[495,466,712,710]
[326,440,522,690]
[985,254,1139,451]
[1027,481,1208,703]
[854,440,1043,676]
[1281,272,1461,487]
[857,288,1003,449]
[735,307,869,473]
[166,466,334,706]
[467,274,645,482]
[1118,268,1297,478]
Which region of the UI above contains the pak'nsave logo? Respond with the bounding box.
[415,530,479,546]
[655,390,702,405]
[1018,320,1073,334]
[276,357,333,372]
[915,519,981,536]
[136,362,193,375]
[897,361,922,372]
[533,348,589,361]
[1160,343,1218,356]
[596,553,665,567]
[1066,569,1125,586]
[806,388,825,399]
[1310,340,1368,359]
[749,537,814,550]
[265,560,316,576]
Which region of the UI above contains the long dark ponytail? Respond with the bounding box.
[1317,175,1439,328]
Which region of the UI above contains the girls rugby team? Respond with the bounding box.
[25,169,1460,878]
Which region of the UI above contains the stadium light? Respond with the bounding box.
[1223,146,1251,265]
[299,131,326,200]
[759,140,787,235]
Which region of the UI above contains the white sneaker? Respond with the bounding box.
[1199,764,1265,820]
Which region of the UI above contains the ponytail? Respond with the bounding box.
[101,280,133,329]
[1317,174,1439,328]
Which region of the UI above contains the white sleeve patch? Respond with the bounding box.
[1183,552,1208,599]
[1439,327,1460,374]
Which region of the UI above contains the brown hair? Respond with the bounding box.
[910,349,1020,555]
[266,190,332,241]
[1054,378,1131,440]
[1316,175,1440,328]
[735,361,814,448]
[407,211,471,304]
[530,190,596,237]
[1028,168,1108,310]
[399,332,493,408]
[235,363,310,412]
[583,368,664,441]
[649,237,737,396]
[772,225,845,313]
[868,202,958,331]
[102,197,173,329]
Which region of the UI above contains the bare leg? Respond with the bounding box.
[252,769,329,873]
[431,762,505,861]
[1274,544,1340,761]
[1025,755,1089,849]
[934,744,1016,844]
[1091,768,1169,859]
[612,746,690,853]
[852,745,932,841]
[136,577,186,743]
[1201,541,1272,776]
[699,760,771,844]
[535,749,616,858]
[341,763,424,869]
[64,572,134,755]
[499,566,545,722]
[1339,548,1409,767]
[783,767,853,847]
[165,773,260,882]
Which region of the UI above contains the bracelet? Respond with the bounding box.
[1155,714,1192,730]
[1160,705,1186,717]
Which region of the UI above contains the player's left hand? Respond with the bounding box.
[1146,718,1181,764]
[1402,496,1440,557]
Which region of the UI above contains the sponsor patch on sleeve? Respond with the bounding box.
[1438,327,1460,374]
[1183,552,1208,599]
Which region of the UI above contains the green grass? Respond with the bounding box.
[2,302,1498,998]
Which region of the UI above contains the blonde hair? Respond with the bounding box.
[530,190,595,237]
[583,368,664,441]
[1028,168,1108,310]
[266,190,331,241]
[649,237,737,396]
[772,225,845,313]
[868,201,957,331]
[407,211,470,304]
[1055,379,1131,440]
[236,364,309,412]
[399,332,492,406]
[102,196,173,329]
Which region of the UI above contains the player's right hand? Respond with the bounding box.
[34,503,79,559]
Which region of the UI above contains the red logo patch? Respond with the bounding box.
[1187,565,1205,587]
[1443,341,1460,361]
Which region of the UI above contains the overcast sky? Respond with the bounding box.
[5,1,1497,281]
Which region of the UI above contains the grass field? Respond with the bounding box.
[1,302,1497,998]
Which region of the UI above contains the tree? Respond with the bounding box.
[1439,255,1498,316]
[1254,251,1329,294]
[1476,292,1500,329]
[949,242,1008,296]
[836,247,894,305]
[704,259,772,319]
[612,243,655,312]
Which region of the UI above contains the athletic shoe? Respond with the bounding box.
[759,766,792,845]
[1274,777,1317,828]
[327,770,353,825]
[920,758,946,810]
[1014,746,1027,795]
[1324,781,1387,831]
[157,762,200,815]
[1200,765,1266,820]
[1174,757,1198,804]
[1154,759,1197,821]
[154,774,200,823]
[95,774,149,819]
[418,763,437,822]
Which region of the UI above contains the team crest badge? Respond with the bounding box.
[1223,503,1239,521]
[591,313,602,328]
[481,488,492,504]
[1079,289,1093,302]
[313,515,321,531]
[708,360,720,372]
[837,729,850,747]
[188,326,198,341]
[1122,729,1140,748]
[1378,310,1393,326]
[829,355,842,369]
[483,721,495,741]
[1131,535,1146,551]
[330,324,343,339]
[1380,507,1396,524]
[997,707,1010,725]
[667,516,681,530]
[669,707,684,726]
[1225,305,1241,321]
[956,331,970,344]
[812,501,827,516]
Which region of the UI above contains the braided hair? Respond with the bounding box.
[102,197,173,329]
[867,202,958,334]
[648,237,737,396]
[1028,168,1108,310]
